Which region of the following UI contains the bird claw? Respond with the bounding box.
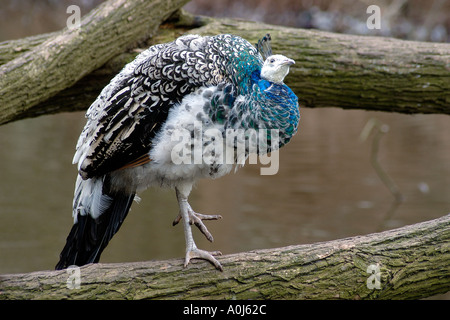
[173,209,222,242]
[185,248,223,271]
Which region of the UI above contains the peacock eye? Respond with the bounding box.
[269,58,275,63]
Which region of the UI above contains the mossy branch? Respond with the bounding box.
[1,8,449,126]
[0,214,449,300]
[0,0,191,125]
[189,17,450,115]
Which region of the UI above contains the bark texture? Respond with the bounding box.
[1,9,449,125]
[188,17,450,115]
[0,215,448,300]
[0,0,190,125]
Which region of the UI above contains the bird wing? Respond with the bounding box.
[74,34,263,180]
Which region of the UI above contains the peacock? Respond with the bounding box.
[55,33,300,271]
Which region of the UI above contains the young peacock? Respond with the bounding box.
[56,33,300,271]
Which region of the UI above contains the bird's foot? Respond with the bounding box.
[185,246,223,271]
[173,207,222,242]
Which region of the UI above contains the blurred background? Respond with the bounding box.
[0,1,449,301]
[1,0,449,41]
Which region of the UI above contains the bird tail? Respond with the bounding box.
[55,175,135,270]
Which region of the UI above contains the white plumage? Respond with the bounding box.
[56,33,299,271]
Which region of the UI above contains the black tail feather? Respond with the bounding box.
[55,186,135,270]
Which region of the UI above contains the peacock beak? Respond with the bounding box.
[282,58,295,66]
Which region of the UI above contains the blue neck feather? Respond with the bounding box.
[207,47,300,151]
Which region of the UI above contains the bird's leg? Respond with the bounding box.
[172,203,222,242]
[175,187,223,271]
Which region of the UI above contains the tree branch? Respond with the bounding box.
[0,0,190,125]
[188,16,450,115]
[1,9,449,126]
[0,214,448,300]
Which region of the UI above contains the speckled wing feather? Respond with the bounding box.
[74,34,263,180]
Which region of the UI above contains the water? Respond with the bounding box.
[0,0,449,280]
[1,108,449,274]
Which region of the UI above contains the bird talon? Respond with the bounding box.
[193,213,223,221]
[172,213,182,226]
[172,208,222,242]
[185,248,223,271]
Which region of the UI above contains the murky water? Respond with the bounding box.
[1,108,449,274]
[0,0,449,278]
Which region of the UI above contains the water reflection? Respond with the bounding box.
[1,108,449,274]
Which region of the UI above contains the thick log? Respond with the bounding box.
[187,17,450,115]
[0,0,190,125]
[1,9,449,125]
[0,214,448,300]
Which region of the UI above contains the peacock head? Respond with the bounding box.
[261,54,295,84]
